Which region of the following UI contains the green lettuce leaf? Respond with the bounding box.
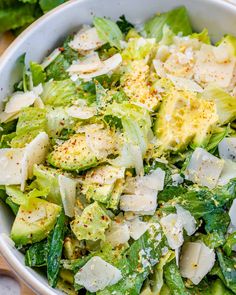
[159,180,236,219]
[196,232,225,249]
[93,17,123,49]
[42,80,78,106]
[97,224,166,295]
[206,125,231,154]
[30,61,46,86]
[31,165,61,205]
[19,0,37,3]
[0,120,17,140]
[202,85,236,125]
[116,15,134,35]
[45,54,70,81]
[122,38,156,61]
[141,251,175,295]
[5,197,19,215]
[164,260,189,295]
[0,3,36,33]
[45,36,78,81]
[105,102,152,154]
[39,0,67,13]
[210,279,234,295]
[217,249,236,293]
[188,278,233,295]
[11,107,47,148]
[159,25,175,46]
[203,208,230,235]
[144,6,192,41]
[223,232,236,256]
[105,102,152,174]
[190,28,211,44]
[46,107,76,138]
[216,35,236,56]
[0,0,18,9]
[6,185,48,209]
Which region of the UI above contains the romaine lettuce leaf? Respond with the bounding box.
[0,120,17,140]
[216,35,236,56]
[31,164,61,204]
[159,25,175,46]
[164,260,189,295]
[159,180,236,219]
[45,54,70,81]
[93,17,123,50]
[121,38,156,61]
[42,80,78,106]
[144,6,192,41]
[141,251,174,295]
[39,0,66,13]
[11,107,47,148]
[0,0,18,9]
[190,28,211,44]
[97,224,166,295]
[217,249,236,293]
[45,36,78,81]
[6,185,48,209]
[223,232,236,256]
[196,232,225,249]
[30,61,46,86]
[202,86,236,125]
[203,208,230,235]
[0,3,36,33]
[46,107,75,138]
[116,15,134,35]
[105,102,152,174]
[206,125,231,154]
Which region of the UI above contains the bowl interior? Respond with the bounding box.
[0,0,236,294]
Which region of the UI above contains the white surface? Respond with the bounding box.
[0,275,20,295]
[1,0,236,294]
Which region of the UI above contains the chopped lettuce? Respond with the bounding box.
[10,107,47,148]
[223,232,236,256]
[164,260,189,295]
[32,165,61,204]
[0,3,37,33]
[202,86,236,125]
[203,208,230,235]
[190,28,211,44]
[217,249,236,293]
[30,61,46,86]
[216,34,236,56]
[141,251,175,295]
[39,0,66,13]
[41,80,78,106]
[97,224,166,295]
[116,15,134,35]
[206,125,231,154]
[121,38,156,61]
[144,6,192,41]
[93,17,123,50]
[6,185,48,209]
[46,107,75,138]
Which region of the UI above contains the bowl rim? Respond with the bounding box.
[1,0,236,294]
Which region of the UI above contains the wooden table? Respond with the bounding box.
[0,32,36,295]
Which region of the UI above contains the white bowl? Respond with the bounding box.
[0,0,236,294]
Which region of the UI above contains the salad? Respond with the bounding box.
[1,5,236,295]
